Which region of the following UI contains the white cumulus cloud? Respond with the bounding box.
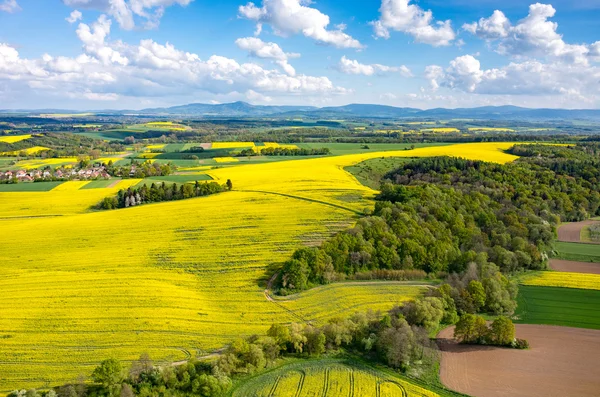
[371,0,455,47]
[235,37,299,76]
[0,15,349,106]
[464,3,595,65]
[238,0,363,49]
[336,56,412,77]
[0,0,20,13]
[426,54,600,106]
[66,10,83,23]
[62,0,193,30]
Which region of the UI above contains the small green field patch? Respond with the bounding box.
[81,179,120,189]
[555,241,600,263]
[345,157,411,190]
[515,285,600,330]
[0,182,65,192]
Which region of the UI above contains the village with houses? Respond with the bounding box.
[1,166,111,183]
[0,163,148,184]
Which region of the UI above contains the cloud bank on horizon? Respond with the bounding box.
[0,0,599,109]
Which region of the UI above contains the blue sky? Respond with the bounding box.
[0,0,599,109]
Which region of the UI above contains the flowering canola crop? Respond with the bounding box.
[0,142,519,391]
[521,271,600,291]
[0,135,32,143]
[232,360,439,397]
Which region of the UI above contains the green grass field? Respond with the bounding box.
[515,285,600,329]
[345,157,411,189]
[81,179,120,189]
[0,158,17,168]
[229,357,461,397]
[0,181,64,192]
[555,241,600,262]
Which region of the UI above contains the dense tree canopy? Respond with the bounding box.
[279,145,600,296]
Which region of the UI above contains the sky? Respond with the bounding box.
[0,0,599,110]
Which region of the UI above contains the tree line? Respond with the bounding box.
[236,147,331,157]
[104,161,175,179]
[96,180,231,210]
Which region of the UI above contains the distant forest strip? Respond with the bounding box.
[237,147,331,157]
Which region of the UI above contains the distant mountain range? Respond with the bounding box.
[2,101,600,121]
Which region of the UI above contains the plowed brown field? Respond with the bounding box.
[438,325,600,397]
[558,221,599,243]
[549,259,600,274]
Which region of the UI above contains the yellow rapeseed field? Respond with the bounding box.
[138,152,160,159]
[1,146,51,156]
[420,127,460,133]
[262,142,299,150]
[275,282,426,322]
[146,144,167,150]
[213,157,240,163]
[12,157,79,169]
[468,127,516,132]
[520,272,600,291]
[0,134,32,143]
[0,142,520,391]
[51,181,91,191]
[211,142,255,149]
[232,361,439,397]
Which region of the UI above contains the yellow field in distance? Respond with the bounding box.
[521,271,600,291]
[468,127,516,132]
[51,181,91,191]
[262,142,299,150]
[0,135,32,143]
[214,157,240,163]
[211,142,255,149]
[1,146,51,156]
[420,127,460,133]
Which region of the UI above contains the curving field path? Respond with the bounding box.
[438,324,600,397]
[557,220,599,243]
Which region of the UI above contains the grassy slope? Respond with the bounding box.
[345,157,411,190]
[515,285,600,330]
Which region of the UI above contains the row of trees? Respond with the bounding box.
[104,161,175,179]
[236,147,331,157]
[97,180,231,210]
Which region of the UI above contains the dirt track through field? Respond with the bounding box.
[558,220,599,243]
[438,325,600,397]
[549,259,600,274]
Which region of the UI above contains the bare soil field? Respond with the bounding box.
[438,324,600,397]
[549,259,600,274]
[558,220,599,243]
